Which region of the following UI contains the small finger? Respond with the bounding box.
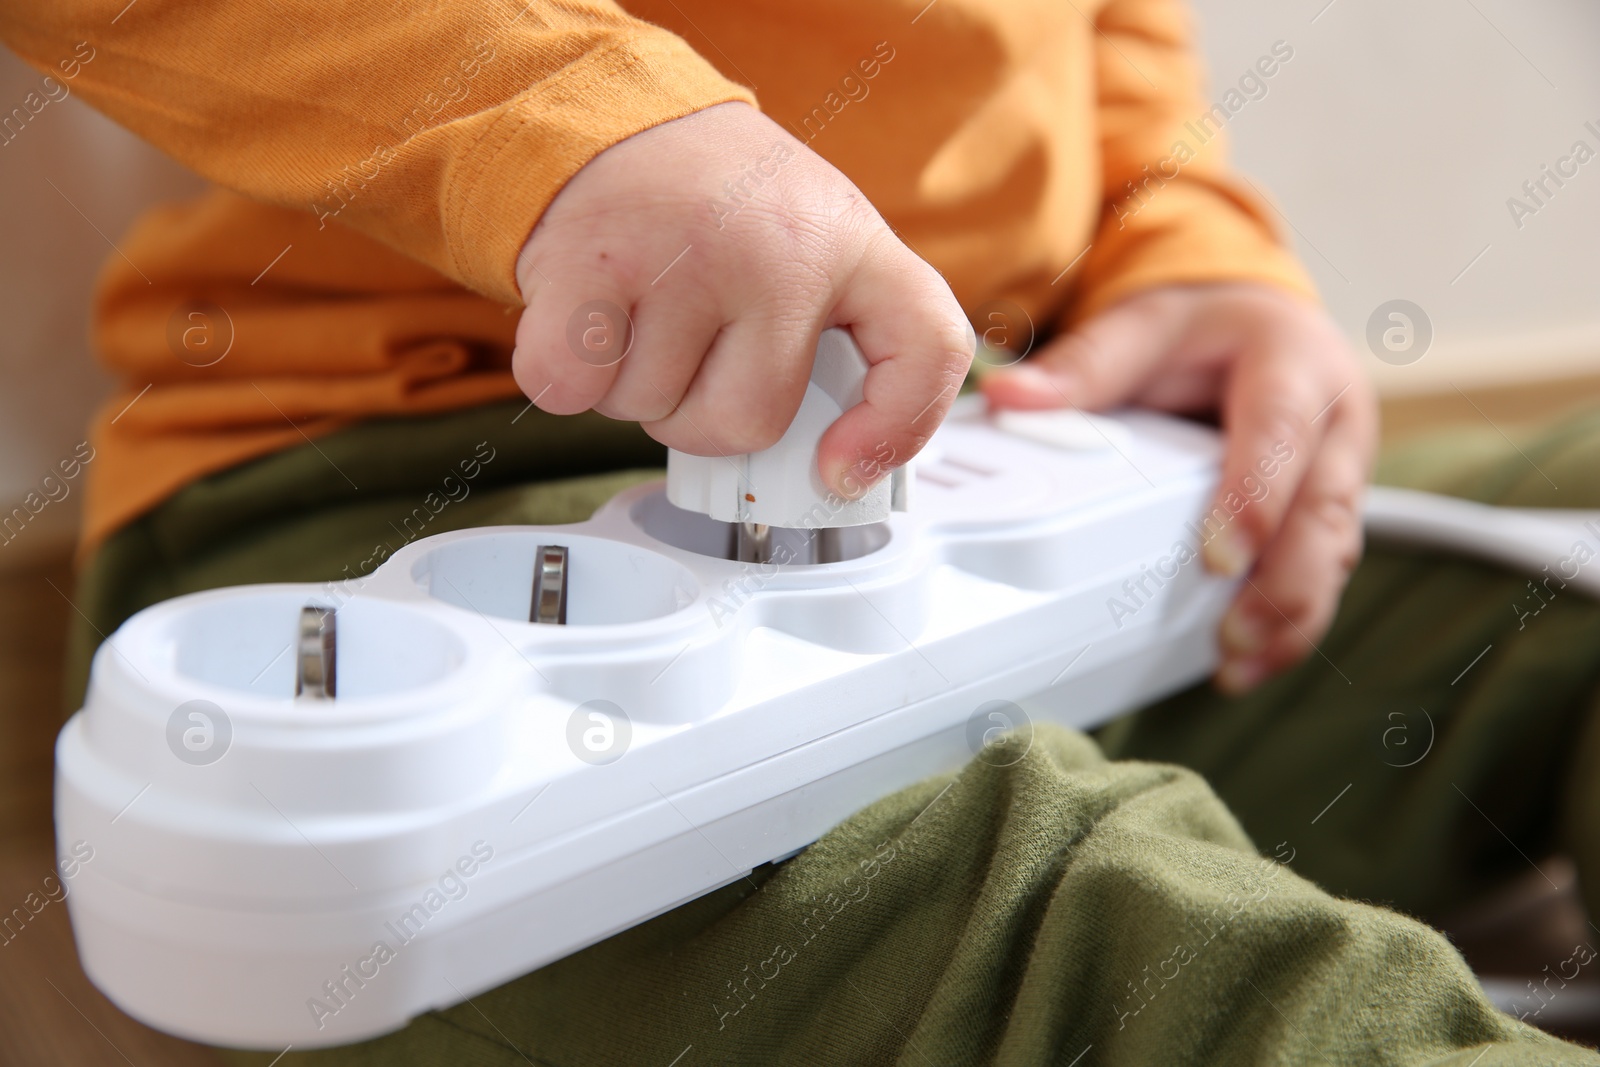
[644,309,818,458]
[979,290,1194,412]
[1201,328,1346,577]
[1214,392,1374,693]
[595,285,724,424]
[512,278,632,415]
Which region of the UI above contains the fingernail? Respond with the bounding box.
[1220,608,1269,656]
[1203,526,1255,578]
[1215,658,1269,696]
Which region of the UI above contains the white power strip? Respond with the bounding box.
[56,399,1238,1048]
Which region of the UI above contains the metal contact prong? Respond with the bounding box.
[816,527,844,565]
[296,605,337,700]
[736,522,772,565]
[531,545,569,625]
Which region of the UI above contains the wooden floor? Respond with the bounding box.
[1380,372,1600,445]
[0,559,222,1067]
[4,377,1600,1064]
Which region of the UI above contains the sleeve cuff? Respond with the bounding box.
[1070,173,1320,324]
[443,30,757,306]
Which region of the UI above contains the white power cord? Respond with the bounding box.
[1363,485,1600,599]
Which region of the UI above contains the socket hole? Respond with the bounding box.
[631,490,889,563]
[416,531,697,625]
[169,593,464,700]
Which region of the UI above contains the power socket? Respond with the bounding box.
[56,398,1233,1048]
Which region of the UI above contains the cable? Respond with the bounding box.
[1363,486,1600,598]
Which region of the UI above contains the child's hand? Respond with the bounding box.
[511,102,973,498]
[982,284,1377,694]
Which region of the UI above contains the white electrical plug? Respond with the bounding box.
[665,327,904,529]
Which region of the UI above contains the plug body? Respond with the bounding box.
[665,327,898,530]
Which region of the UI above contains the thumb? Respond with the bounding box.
[815,240,975,498]
[980,292,1191,412]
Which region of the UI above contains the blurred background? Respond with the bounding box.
[2,0,1599,1061]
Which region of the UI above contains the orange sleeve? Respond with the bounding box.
[1072,0,1317,321]
[0,0,756,306]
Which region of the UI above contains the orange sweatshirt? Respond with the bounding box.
[0,0,1313,556]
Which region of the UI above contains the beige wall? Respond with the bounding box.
[1189,0,1600,395]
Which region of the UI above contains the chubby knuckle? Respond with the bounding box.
[1290,483,1364,582]
[1270,575,1327,632]
[927,316,978,373]
[1232,502,1282,550]
[710,396,793,455]
[1249,397,1314,458]
[1303,480,1362,541]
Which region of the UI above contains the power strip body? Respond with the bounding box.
[56,404,1234,1048]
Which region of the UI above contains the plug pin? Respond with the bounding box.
[736,522,772,565]
[531,545,569,625]
[295,605,337,700]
